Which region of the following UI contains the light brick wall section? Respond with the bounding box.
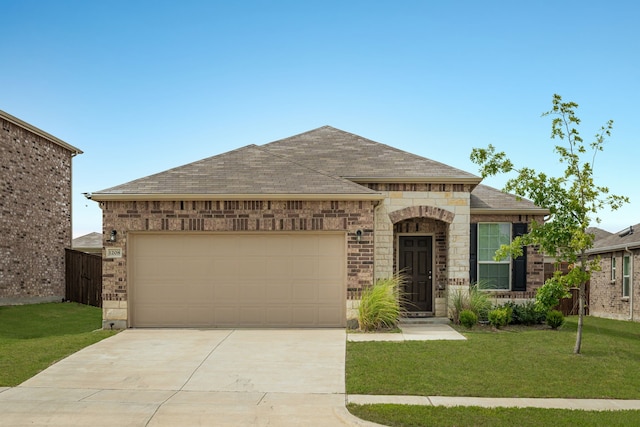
[371,186,471,286]
[589,250,640,322]
[101,199,375,313]
[365,183,473,318]
[0,118,73,304]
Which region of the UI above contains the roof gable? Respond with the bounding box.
[263,126,480,182]
[470,184,547,213]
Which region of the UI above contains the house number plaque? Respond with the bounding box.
[106,248,123,258]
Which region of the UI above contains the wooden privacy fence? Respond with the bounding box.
[544,261,589,316]
[65,249,102,307]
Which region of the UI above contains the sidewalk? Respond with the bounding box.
[347,394,640,411]
[346,323,640,412]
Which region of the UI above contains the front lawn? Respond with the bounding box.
[0,302,117,386]
[346,316,640,399]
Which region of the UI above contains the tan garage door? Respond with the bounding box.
[129,233,346,328]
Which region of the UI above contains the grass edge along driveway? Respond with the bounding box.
[0,302,118,387]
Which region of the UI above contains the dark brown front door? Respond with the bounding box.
[399,236,433,313]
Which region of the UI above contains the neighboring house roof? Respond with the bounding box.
[263,126,481,183]
[586,227,613,242]
[588,223,640,254]
[92,144,382,201]
[470,184,549,215]
[72,232,102,251]
[0,110,83,155]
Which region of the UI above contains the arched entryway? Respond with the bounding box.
[390,206,454,316]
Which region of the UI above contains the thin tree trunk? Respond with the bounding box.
[574,251,588,354]
[573,281,584,354]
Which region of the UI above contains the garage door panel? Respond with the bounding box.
[131,233,346,327]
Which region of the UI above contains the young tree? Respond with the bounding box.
[470,94,628,354]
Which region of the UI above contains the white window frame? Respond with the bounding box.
[623,254,631,298]
[477,222,512,291]
[611,255,617,282]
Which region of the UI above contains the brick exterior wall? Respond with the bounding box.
[0,117,73,303]
[471,214,546,294]
[101,200,375,313]
[589,249,640,322]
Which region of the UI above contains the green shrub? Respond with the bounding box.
[488,307,511,329]
[503,301,546,325]
[536,271,572,312]
[448,287,468,325]
[358,274,406,331]
[448,281,493,324]
[546,310,565,330]
[459,310,478,329]
[468,282,493,322]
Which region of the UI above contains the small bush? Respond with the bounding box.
[448,281,493,324]
[448,287,468,325]
[469,283,493,322]
[488,307,511,329]
[358,274,406,331]
[504,301,546,325]
[459,310,478,329]
[546,310,565,330]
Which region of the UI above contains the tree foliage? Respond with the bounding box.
[470,94,628,353]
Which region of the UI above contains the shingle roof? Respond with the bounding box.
[263,126,480,182]
[92,126,542,216]
[470,184,547,213]
[586,227,613,242]
[588,223,640,254]
[92,144,380,199]
[72,232,102,249]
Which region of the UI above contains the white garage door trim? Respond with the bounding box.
[129,232,346,328]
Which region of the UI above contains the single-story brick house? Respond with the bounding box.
[0,110,82,304]
[91,126,547,328]
[587,224,639,322]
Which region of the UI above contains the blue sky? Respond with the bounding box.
[2,0,638,237]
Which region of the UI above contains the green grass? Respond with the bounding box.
[346,316,640,399]
[347,404,640,427]
[0,302,117,386]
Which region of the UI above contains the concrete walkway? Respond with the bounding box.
[347,322,466,342]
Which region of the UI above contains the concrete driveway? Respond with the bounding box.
[0,329,368,426]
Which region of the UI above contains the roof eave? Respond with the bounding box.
[587,242,640,255]
[471,208,550,215]
[349,177,482,184]
[0,110,83,155]
[90,193,385,202]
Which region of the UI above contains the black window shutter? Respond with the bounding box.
[512,223,528,291]
[470,223,478,284]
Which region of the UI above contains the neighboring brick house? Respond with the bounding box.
[0,110,82,304]
[587,224,639,322]
[90,126,547,328]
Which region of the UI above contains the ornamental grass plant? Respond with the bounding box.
[358,274,407,331]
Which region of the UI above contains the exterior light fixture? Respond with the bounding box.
[109,230,117,242]
[356,229,363,242]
